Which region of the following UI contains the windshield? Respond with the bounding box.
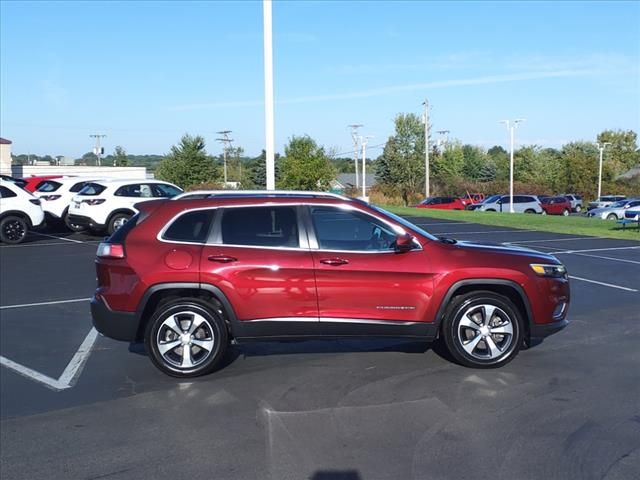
[369,204,437,241]
[609,200,628,208]
[483,195,501,204]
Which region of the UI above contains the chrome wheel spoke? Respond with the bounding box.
[461,334,483,355]
[485,336,501,358]
[458,303,514,360]
[191,338,214,351]
[158,339,181,355]
[181,344,194,368]
[187,314,206,335]
[490,323,513,336]
[459,315,480,331]
[482,305,496,325]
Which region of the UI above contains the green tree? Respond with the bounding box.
[113,146,129,167]
[249,149,281,189]
[461,144,486,180]
[596,129,640,181]
[432,141,464,191]
[487,145,509,181]
[156,134,219,189]
[376,113,426,205]
[278,136,335,190]
[561,141,598,196]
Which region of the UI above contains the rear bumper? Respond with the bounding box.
[91,294,140,342]
[68,214,105,230]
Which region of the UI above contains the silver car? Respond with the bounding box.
[476,194,543,214]
[587,195,626,211]
[560,194,584,212]
[587,199,640,220]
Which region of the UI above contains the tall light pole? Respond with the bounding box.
[263,0,275,190]
[596,142,611,199]
[499,119,525,213]
[422,99,430,198]
[216,130,233,185]
[436,130,450,152]
[360,135,373,200]
[348,124,363,189]
[89,134,106,166]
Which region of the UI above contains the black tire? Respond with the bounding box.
[145,298,228,378]
[524,209,536,214]
[606,213,617,221]
[440,291,524,368]
[0,215,28,244]
[107,213,131,235]
[486,209,496,212]
[64,211,86,232]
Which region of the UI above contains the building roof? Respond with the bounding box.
[0,138,12,145]
[335,173,378,188]
[617,165,640,180]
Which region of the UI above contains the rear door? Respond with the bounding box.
[199,205,318,325]
[307,205,433,323]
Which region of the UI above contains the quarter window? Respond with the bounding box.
[221,206,299,248]
[0,186,17,198]
[36,180,62,193]
[310,206,397,251]
[78,183,107,196]
[163,210,214,243]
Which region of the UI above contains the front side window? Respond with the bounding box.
[163,210,214,243]
[310,206,397,251]
[221,206,299,248]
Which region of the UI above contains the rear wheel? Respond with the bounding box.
[441,291,524,368]
[575,205,582,213]
[145,298,228,377]
[107,213,131,235]
[0,215,28,244]
[563,209,570,216]
[524,209,536,214]
[64,211,85,232]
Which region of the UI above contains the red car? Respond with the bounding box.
[541,196,572,216]
[417,196,466,210]
[92,191,570,377]
[21,175,64,192]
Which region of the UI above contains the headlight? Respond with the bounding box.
[530,263,567,278]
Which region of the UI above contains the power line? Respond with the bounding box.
[348,124,363,188]
[89,134,106,166]
[216,130,233,185]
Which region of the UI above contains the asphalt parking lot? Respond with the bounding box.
[1,219,639,480]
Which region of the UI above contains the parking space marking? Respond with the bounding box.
[568,275,638,292]
[0,241,99,248]
[438,229,535,235]
[31,232,85,244]
[560,252,640,265]
[0,328,98,391]
[412,222,469,226]
[508,237,606,244]
[0,298,92,310]
[548,246,640,254]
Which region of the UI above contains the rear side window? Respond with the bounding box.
[163,210,214,243]
[36,180,62,192]
[221,206,299,248]
[79,183,107,196]
[0,186,17,198]
[70,181,90,193]
[115,184,154,198]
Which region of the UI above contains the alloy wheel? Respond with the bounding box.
[2,219,26,242]
[156,311,216,369]
[457,304,514,360]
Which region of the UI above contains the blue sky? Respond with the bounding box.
[1,0,639,158]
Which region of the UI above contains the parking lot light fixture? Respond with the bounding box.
[500,119,525,213]
[596,142,611,199]
[360,135,373,200]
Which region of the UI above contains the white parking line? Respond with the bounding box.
[0,298,92,310]
[413,222,469,226]
[437,229,535,235]
[549,246,640,254]
[508,237,606,244]
[0,241,100,248]
[560,252,640,265]
[32,232,85,244]
[568,275,638,292]
[0,328,99,391]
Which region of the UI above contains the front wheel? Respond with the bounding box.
[441,291,524,368]
[563,209,570,216]
[524,209,536,214]
[575,205,582,213]
[145,298,228,377]
[0,215,28,244]
[607,213,618,221]
[541,210,547,215]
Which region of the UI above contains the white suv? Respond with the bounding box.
[0,179,45,244]
[476,194,543,214]
[33,177,101,230]
[67,179,183,234]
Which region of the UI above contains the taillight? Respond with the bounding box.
[97,243,125,259]
[83,199,106,205]
[42,195,62,201]
[29,199,41,205]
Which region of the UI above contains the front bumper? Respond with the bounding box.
[91,294,141,342]
[529,318,569,341]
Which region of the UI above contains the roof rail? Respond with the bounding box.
[173,190,352,201]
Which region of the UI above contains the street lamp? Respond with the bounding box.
[596,142,611,200]
[499,119,525,213]
[359,135,373,200]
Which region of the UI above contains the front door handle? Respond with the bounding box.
[320,258,349,266]
[207,255,237,263]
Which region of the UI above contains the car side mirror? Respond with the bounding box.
[395,233,415,253]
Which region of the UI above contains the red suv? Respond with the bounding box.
[91,191,570,377]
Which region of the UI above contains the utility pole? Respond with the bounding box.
[360,135,373,200]
[596,142,611,199]
[348,124,363,189]
[216,131,233,186]
[89,134,106,166]
[422,100,430,198]
[436,130,450,152]
[499,119,525,213]
[263,0,275,190]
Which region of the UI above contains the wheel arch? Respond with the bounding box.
[0,210,32,227]
[135,282,238,341]
[435,279,533,335]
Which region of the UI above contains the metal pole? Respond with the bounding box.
[424,100,430,198]
[597,142,611,199]
[349,124,362,189]
[509,124,514,213]
[361,137,367,199]
[263,0,275,190]
[223,145,228,184]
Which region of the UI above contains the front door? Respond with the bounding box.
[307,205,434,324]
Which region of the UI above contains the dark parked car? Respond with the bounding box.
[92,191,570,377]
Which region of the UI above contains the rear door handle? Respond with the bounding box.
[320,258,349,266]
[207,255,237,263]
